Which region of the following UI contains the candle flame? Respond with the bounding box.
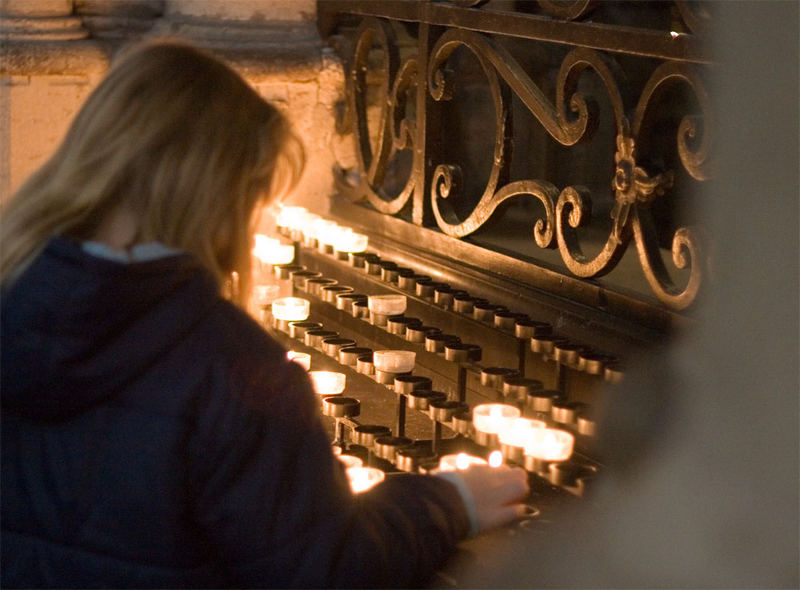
[347,466,385,493]
[488,450,503,468]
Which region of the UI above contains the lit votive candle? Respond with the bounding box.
[313,219,341,247]
[347,466,385,494]
[367,294,407,316]
[498,417,547,447]
[437,452,488,472]
[334,228,369,254]
[297,213,321,244]
[309,370,346,395]
[523,427,575,462]
[265,244,295,266]
[276,206,308,230]
[286,350,311,370]
[272,297,310,322]
[472,404,521,435]
[252,234,295,266]
[253,234,278,257]
[372,350,416,374]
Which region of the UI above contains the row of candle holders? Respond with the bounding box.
[269,269,600,441]
[266,289,599,495]
[252,207,609,494]
[270,222,624,393]
[266,205,622,384]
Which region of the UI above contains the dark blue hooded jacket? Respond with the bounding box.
[1,237,469,588]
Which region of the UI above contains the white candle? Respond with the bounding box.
[346,466,385,493]
[272,297,310,321]
[437,452,488,472]
[472,404,521,435]
[286,350,311,370]
[523,428,575,462]
[367,294,407,316]
[309,370,346,395]
[252,234,295,265]
[297,212,321,236]
[276,205,308,230]
[334,228,369,253]
[372,350,416,373]
[313,219,340,246]
[497,417,546,447]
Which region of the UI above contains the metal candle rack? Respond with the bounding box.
[260,227,624,496]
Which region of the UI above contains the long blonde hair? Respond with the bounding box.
[0,39,303,303]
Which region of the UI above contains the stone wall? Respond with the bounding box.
[0,0,347,223]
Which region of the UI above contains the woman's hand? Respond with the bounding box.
[440,464,530,534]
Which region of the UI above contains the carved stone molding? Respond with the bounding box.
[74,1,164,43]
[0,0,88,41]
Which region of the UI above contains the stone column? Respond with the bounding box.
[1,0,108,200]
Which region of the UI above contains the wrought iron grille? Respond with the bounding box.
[317,0,712,319]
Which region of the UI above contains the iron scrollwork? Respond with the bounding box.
[334,17,416,215]
[329,4,712,311]
[554,51,710,309]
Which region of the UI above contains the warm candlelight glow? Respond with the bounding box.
[252,234,295,265]
[472,404,521,435]
[497,417,547,447]
[346,466,385,493]
[286,350,311,370]
[297,212,321,235]
[438,452,488,472]
[253,284,280,307]
[523,428,575,462]
[309,370,346,395]
[488,450,504,468]
[338,454,363,469]
[334,228,369,253]
[276,205,308,230]
[367,294,407,316]
[312,219,340,245]
[272,297,310,321]
[372,350,416,373]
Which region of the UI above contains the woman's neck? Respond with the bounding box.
[91,206,141,252]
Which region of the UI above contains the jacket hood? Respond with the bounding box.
[1,237,222,421]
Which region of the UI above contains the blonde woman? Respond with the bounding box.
[0,41,528,588]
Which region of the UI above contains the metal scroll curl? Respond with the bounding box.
[336,17,416,215]
[554,48,637,278]
[627,62,711,308]
[432,167,559,248]
[537,0,596,21]
[634,61,713,182]
[427,30,597,242]
[674,0,712,36]
[556,57,709,308]
[428,29,514,238]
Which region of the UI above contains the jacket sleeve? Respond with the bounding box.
[188,353,470,588]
